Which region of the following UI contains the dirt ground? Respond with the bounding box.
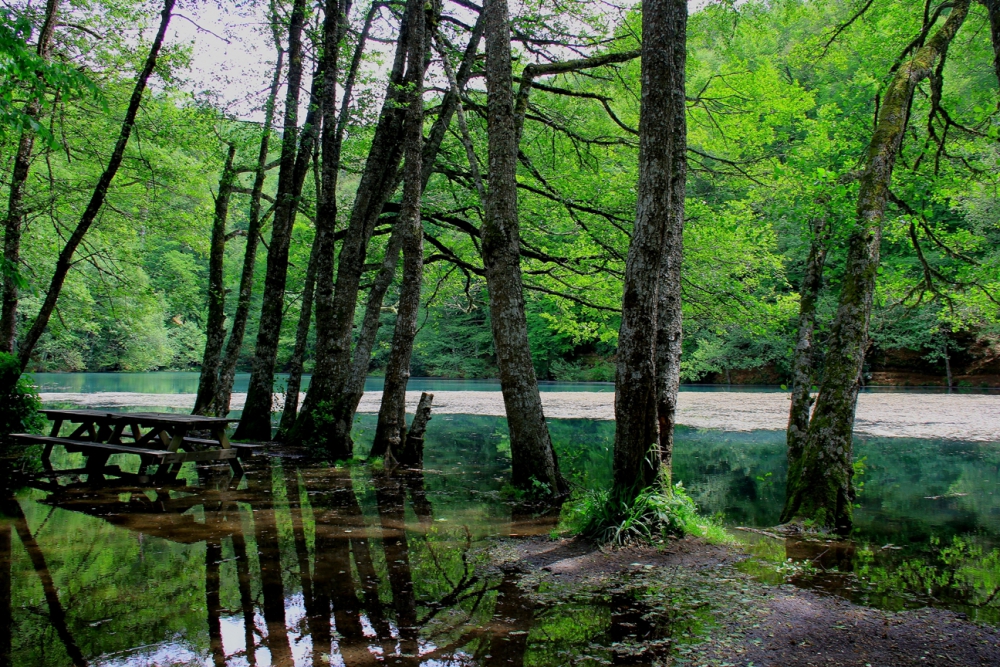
[507,535,1000,667]
[39,389,1000,441]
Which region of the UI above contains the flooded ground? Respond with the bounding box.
[38,388,1000,442]
[2,414,1000,665]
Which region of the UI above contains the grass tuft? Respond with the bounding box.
[563,482,723,546]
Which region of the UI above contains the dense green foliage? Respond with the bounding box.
[0,351,42,434]
[1,0,998,383]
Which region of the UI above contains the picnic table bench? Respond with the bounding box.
[9,409,262,481]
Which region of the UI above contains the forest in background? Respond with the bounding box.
[2,0,999,387]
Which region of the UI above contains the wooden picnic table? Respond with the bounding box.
[11,409,259,481]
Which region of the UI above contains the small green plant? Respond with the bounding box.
[0,352,45,436]
[564,482,703,546]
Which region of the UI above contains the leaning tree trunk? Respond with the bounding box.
[193,144,238,415]
[371,0,426,462]
[234,0,314,441]
[482,0,565,495]
[653,0,687,486]
[1,0,61,354]
[290,4,416,454]
[277,235,319,433]
[299,12,483,454]
[612,0,687,502]
[784,216,829,479]
[11,0,176,380]
[780,0,971,533]
[213,34,285,417]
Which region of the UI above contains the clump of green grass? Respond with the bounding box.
[563,482,723,546]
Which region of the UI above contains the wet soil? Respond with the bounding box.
[504,535,1000,666]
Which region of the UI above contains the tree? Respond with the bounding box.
[482,0,565,495]
[2,0,177,390]
[1,0,62,354]
[781,0,973,533]
[611,0,687,503]
[371,0,427,461]
[193,143,238,416]
[234,0,316,440]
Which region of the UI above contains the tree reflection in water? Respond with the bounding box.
[0,455,644,667]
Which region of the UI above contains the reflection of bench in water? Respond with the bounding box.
[31,479,255,544]
[10,408,262,481]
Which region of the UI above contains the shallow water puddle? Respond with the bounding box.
[2,414,999,664]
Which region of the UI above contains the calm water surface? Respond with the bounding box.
[2,415,999,665]
[32,371,1000,394]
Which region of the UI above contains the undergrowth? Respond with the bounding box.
[562,482,731,546]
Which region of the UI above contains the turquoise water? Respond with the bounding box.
[31,371,1000,394]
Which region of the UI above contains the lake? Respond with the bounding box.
[2,411,999,665]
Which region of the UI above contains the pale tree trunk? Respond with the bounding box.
[653,1,687,485]
[193,144,238,416]
[1,0,61,354]
[371,0,426,462]
[234,0,315,441]
[213,23,285,417]
[612,0,687,502]
[482,0,565,495]
[781,0,971,533]
[785,216,829,478]
[10,0,176,380]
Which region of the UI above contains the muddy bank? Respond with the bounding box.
[38,389,1000,441]
[504,535,1000,666]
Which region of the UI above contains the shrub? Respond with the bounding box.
[0,352,45,435]
[565,482,702,546]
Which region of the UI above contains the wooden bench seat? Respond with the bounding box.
[9,434,175,459]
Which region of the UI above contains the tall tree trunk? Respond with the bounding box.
[10,0,176,379]
[612,0,686,502]
[372,0,426,461]
[213,30,285,417]
[291,7,477,453]
[291,5,415,453]
[482,0,565,495]
[234,0,315,441]
[204,541,226,667]
[780,0,971,533]
[277,237,318,433]
[1,0,61,354]
[785,216,829,481]
[194,144,238,416]
[653,1,687,485]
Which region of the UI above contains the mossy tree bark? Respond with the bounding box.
[784,215,830,477]
[653,0,687,485]
[482,0,566,495]
[613,0,687,502]
[193,144,238,416]
[372,0,426,463]
[1,0,61,355]
[781,0,971,534]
